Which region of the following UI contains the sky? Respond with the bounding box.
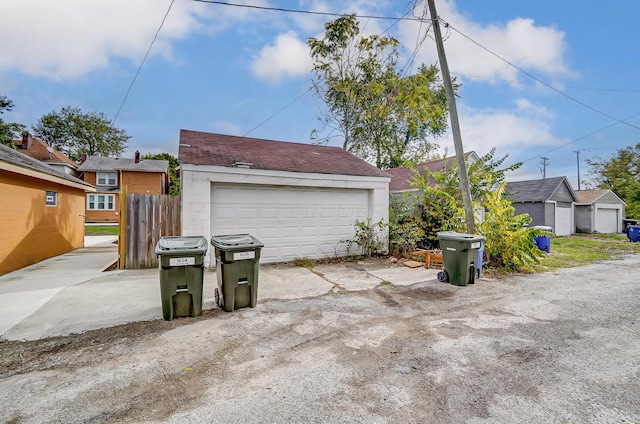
[2,0,640,188]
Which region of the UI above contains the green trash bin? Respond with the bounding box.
[155,236,208,320]
[210,234,264,312]
[436,231,486,286]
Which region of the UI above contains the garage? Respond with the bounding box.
[575,189,625,234]
[506,176,579,236]
[211,184,370,262]
[179,130,390,264]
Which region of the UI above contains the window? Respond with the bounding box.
[97,172,117,186]
[87,194,115,210]
[45,191,58,207]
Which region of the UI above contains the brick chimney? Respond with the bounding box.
[81,152,88,163]
[135,150,140,164]
[21,132,33,150]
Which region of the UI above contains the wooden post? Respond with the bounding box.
[118,185,127,269]
[427,0,476,234]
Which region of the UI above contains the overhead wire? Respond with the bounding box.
[444,20,640,131]
[515,110,640,166]
[112,0,176,124]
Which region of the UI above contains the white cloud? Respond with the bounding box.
[210,120,242,135]
[0,0,213,79]
[438,99,567,155]
[398,0,574,83]
[251,31,312,83]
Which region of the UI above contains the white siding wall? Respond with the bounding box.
[181,164,389,265]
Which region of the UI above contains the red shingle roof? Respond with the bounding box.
[386,153,475,191]
[178,130,389,178]
[15,137,78,168]
[575,189,610,204]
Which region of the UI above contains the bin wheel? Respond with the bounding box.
[214,288,220,307]
[437,270,449,283]
[469,266,476,285]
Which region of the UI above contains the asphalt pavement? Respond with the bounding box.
[0,237,439,341]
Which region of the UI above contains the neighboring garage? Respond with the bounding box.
[178,130,390,264]
[575,189,626,234]
[505,176,579,236]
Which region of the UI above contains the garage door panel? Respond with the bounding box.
[595,208,618,233]
[211,184,370,263]
[555,204,573,236]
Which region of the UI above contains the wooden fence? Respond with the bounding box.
[119,192,181,269]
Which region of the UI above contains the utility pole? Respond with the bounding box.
[540,156,549,178]
[427,0,476,234]
[574,150,581,190]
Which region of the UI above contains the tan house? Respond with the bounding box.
[78,152,169,223]
[14,132,80,177]
[0,143,95,276]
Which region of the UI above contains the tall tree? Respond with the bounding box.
[587,143,640,218]
[0,96,26,148]
[308,15,450,169]
[32,106,130,162]
[142,152,179,196]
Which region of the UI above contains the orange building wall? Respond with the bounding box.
[121,171,164,194]
[0,171,86,275]
[83,171,164,223]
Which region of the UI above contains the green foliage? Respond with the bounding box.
[308,15,448,169]
[32,106,130,162]
[343,218,386,257]
[0,96,26,148]
[478,182,546,272]
[142,152,179,196]
[409,149,521,247]
[388,194,425,255]
[587,143,640,218]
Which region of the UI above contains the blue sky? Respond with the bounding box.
[2,0,639,187]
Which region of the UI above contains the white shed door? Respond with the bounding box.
[555,204,573,236]
[595,208,619,234]
[211,184,370,263]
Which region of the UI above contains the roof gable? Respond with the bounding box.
[79,156,169,173]
[0,143,93,189]
[506,176,578,203]
[14,137,78,169]
[575,189,626,205]
[177,130,389,178]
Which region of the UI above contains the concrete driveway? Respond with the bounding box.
[0,238,439,341]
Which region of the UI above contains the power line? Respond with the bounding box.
[451,72,640,93]
[517,110,640,166]
[190,0,421,21]
[113,0,175,124]
[243,87,313,137]
[445,22,640,131]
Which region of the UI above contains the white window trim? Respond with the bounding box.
[45,191,58,207]
[87,194,116,210]
[97,172,118,186]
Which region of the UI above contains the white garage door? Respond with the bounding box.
[555,203,573,236]
[211,184,370,263]
[595,208,619,234]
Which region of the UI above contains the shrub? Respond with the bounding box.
[478,182,546,272]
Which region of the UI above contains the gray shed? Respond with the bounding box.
[505,176,578,236]
[574,189,625,234]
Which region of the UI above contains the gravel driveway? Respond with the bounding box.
[1,255,639,423]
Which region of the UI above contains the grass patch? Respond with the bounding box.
[85,226,119,236]
[530,233,640,272]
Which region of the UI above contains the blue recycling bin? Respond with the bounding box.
[533,226,553,252]
[476,239,485,278]
[628,225,640,242]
